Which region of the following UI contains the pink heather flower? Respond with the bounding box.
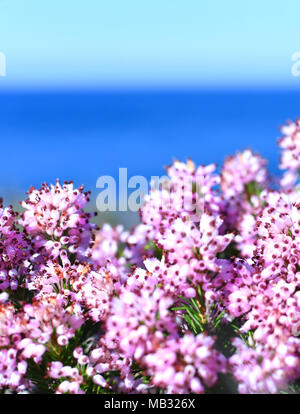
[54,368,85,394]
[92,223,128,265]
[238,267,300,339]
[0,297,84,390]
[140,160,222,241]
[166,160,221,216]
[0,204,31,291]
[278,119,300,189]
[82,339,141,393]
[73,347,83,359]
[230,336,300,394]
[0,292,9,303]
[20,180,95,261]
[93,374,107,387]
[221,149,268,198]
[254,191,300,280]
[0,116,300,394]
[47,361,85,393]
[219,149,269,256]
[105,283,177,360]
[232,196,262,258]
[91,223,133,287]
[141,257,197,299]
[156,213,233,270]
[213,258,254,319]
[29,258,113,323]
[71,264,114,322]
[143,334,226,393]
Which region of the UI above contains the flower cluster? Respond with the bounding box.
[0,118,299,394]
[0,204,31,291]
[20,181,95,261]
[278,120,300,189]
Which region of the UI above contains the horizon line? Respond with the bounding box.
[0,83,300,93]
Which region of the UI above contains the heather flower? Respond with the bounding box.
[157,213,233,270]
[278,119,300,189]
[92,223,128,267]
[0,204,31,291]
[0,298,83,391]
[140,160,221,242]
[230,336,300,394]
[105,283,177,360]
[91,223,137,285]
[213,258,254,319]
[0,116,300,394]
[29,258,113,323]
[20,181,95,261]
[143,333,226,393]
[253,191,300,280]
[221,149,268,198]
[47,362,85,394]
[89,338,148,393]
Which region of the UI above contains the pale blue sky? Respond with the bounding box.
[0,0,299,89]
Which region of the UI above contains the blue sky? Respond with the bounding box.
[0,0,299,89]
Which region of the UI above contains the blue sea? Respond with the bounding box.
[0,90,299,207]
